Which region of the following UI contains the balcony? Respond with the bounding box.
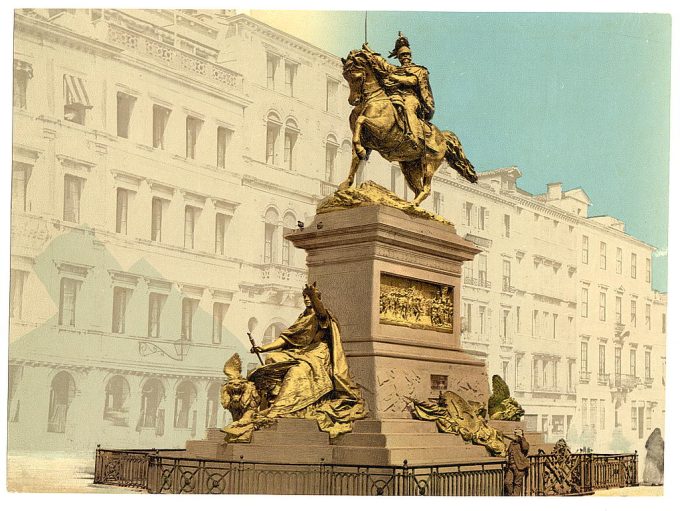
[644,377,654,387]
[463,277,491,289]
[579,371,591,383]
[597,373,610,386]
[611,373,640,392]
[502,281,515,293]
[319,180,338,197]
[106,22,243,92]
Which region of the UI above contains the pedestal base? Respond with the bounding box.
[185,418,550,466]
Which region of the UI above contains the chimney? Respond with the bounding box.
[547,182,562,200]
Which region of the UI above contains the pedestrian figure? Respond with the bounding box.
[643,428,664,485]
[505,428,530,496]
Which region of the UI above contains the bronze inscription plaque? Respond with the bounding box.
[379,273,454,332]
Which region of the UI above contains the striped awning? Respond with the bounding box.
[63,74,93,108]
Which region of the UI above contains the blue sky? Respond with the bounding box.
[253,11,671,291]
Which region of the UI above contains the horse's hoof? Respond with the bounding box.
[338,180,352,190]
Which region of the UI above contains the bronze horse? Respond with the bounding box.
[339,49,477,206]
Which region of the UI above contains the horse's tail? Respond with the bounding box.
[443,131,477,184]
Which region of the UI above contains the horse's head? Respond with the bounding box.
[342,49,370,106]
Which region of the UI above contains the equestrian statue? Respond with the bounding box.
[339,33,477,206]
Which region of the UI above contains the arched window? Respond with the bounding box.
[103,375,130,427]
[339,140,352,183]
[47,371,76,433]
[282,212,297,266]
[174,380,197,434]
[284,119,299,171]
[139,378,165,431]
[205,381,222,429]
[262,322,286,343]
[264,208,279,264]
[265,112,282,165]
[325,135,339,182]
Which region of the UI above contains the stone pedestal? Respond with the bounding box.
[287,204,488,417]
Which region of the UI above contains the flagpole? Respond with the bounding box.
[364,11,368,44]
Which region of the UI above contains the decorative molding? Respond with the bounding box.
[108,270,140,288]
[54,260,93,279]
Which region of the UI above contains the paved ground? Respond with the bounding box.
[5,452,664,496]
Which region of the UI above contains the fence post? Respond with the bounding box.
[93,444,102,484]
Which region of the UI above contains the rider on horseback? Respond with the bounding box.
[362,33,434,151]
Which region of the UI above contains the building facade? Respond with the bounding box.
[10,9,665,458]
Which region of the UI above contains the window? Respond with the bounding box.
[266,113,281,165]
[264,209,278,264]
[631,406,637,431]
[115,188,129,235]
[599,400,605,430]
[463,302,472,332]
[464,202,473,226]
[103,376,130,426]
[516,306,521,333]
[266,54,278,89]
[140,379,164,431]
[645,351,651,379]
[215,213,227,255]
[615,295,622,324]
[433,191,442,215]
[326,78,338,113]
[174,382,197,430]
[616,247,622,274]
[184,207,197,249]
[552,313,558,339]
[600,242,607,270]
[213,303,226,344]
[590,399,598,428]
[631,299,637,326]
[282,213,296,266]
[630,349,637,377]
[478,306,486,334]
[112,287,129,333]
[47,372,75,433]
[631,253,637,279]
[181,298,196,341]
[185,116,202,159]
[152,105,170,149]
[502,260,511,291]
[614,346,622,377]
[216,127,231,169]
[581,342,588,373]
[151,197,163,242]
[477,254,487,285]
[532,310,538,337]
[148,293,165,338]
[504,214,510,237]
[325,136,338,181]
[478,206,486,230]
[59,278,79,326]
[9,269,27,320]
[284,121,298,171]
[13,59,32,109]
[581,288,589,318]
[63,74,92,125]
[12,161,30,213]
[599,292,606,321]
[598,344,606,376]
[284,62,297,96]
[645,303,651,329]
[116,92,135,138]
[500,309,509,339]
[581,398,588,429]
[582,235,589,264]
[63,175,82,223]
[646,258,651,283]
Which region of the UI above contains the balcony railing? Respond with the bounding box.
[463,277,492,289]
[597,373,610,386]
[644,377,654,387]
[319,180,338,197]
[611,374,640,391]
[502,281,515,293]
[106,22,242,91]
[579,371,591,383]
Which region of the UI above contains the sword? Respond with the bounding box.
[247,332,264,365]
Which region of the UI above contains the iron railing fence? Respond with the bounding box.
[94,446,638,495]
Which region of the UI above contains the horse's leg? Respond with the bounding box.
[338,152,361,190]
[412,159,437,206]
[352,115,368,160]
